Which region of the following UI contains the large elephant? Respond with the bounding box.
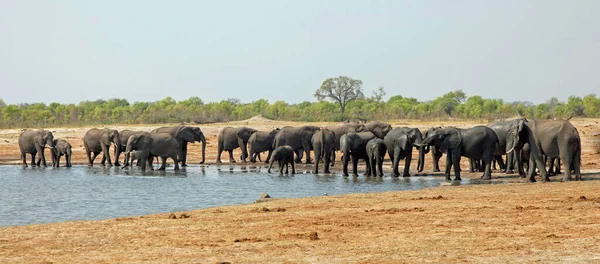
[384,127,426,177]
[272,126,321,164]
[122,132,180,171]
[425,127,444,172]
[487,120,529,174]
[51,138,72,168]
[525,119,581,181]
[83,128,121,167]
[267,145,296,174]
[366,138,387,177]
[340,132,377,176]
[420,126,498,181]
[216,127,258,163]
[248,128,280,163]
[324,122,365,150]
[18,129,55,167]
[152,126,206,166]
[116,129,145,166]
[364,121,393,138]
[311,128,336,174]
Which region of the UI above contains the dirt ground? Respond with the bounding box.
[1,118,600,263]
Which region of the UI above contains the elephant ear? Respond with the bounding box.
[179,127,196,142]
[395,134,409,151]
[356,124,366,132]
[439,128,461,153]
[237,129,254,142]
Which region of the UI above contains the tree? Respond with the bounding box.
[314,76,364,113]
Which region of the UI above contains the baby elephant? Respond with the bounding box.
[366,138,387,177]
[268,145,296,174]
[52,138,72,167]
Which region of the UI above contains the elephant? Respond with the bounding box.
[340,132,377,177]
[83,128,121,167]
[51,138,72,168]
[425,127,444,172]
[364,121,393,139]
[420,126,499,181]
[311,128,336,174]
[18,129,55,167]
[272,126,321,164]
[487,120,529,174]
[366,138,387,177]
[116,129,145,166]
[152,126,206,166]
[525,119,581,181]
[248,128,280,163]
[216,127,258,163]
[267,145,296,174]
[324,122,365,150]
[384,127,426,177]
[122,132,180,171]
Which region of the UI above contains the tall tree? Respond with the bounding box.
[314,76,364,113]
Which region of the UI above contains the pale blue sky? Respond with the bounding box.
[1,0,599,105]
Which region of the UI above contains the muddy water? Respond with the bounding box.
[0,164,466,226]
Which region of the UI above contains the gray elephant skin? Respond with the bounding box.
[363,121,393,139]
[153,126,206,166]
[525,119,581,181]
[384,127,426,177]
[273,126,321,164]
[116,129,145,166]
[421,126,498,181]
[83,128,121,167]
[340,132,377,176]
[268,145,296,174]
[248,128,280,163]
[51,138,72,168]
[324,122,365,150]
[424,127,444,172]
[311,128,336,174]
[366,138,387,177]
[18,129,55,167]
[123,132,180,171]
[217,127,258,163]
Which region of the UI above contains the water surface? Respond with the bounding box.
[1,165,457,226]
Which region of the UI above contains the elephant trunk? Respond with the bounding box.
[113,136,122,162]
[417,145,425,172]
[50,146,58,167]
[200,135,206,164]
[123,139,133,168]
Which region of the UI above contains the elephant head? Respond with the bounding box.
[124,133,151,168]
[237,128,258,160]
[506,118,526,154]
[405,128,426,172]
[269,128,280,137]
[365,121,392,138]
[39,130,55,149]
[421,127,462,154]
[176,126,206,164]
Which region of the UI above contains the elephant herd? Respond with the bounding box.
[18,125,206,172]
[17,117,583,182]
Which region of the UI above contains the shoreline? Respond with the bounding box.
[2,180,600,263]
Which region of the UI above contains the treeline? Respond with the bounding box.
[1,90,599,128]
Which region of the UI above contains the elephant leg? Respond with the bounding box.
[377,152,384,177]
[30,152,36,167]
[181,143,188,166]
[279,160,284,174]
[403,149,411,177]
[172,153,180,171]
[547,157,556,176]
[495,155,506,172]
[227,150,236,163]
[323,150,331,174]
[55,155,61,168]
[295,149,303,163]
[452,151,462,181]
[432,150,440,172]
[312,145,321,174]
[267,159,274,173]
[216,144,223,163]
[302,142,312,164]
[391,148,401,177]
[561,155,572,181]
[21,150,27,167]
[505,152,515,174]
[554,157,562,174]
[364,156,371,177]
[342,150,350,177]
[366,155,374,177]
[481,154,493,180]
[291,160,296,174]
[265,150,273,164]
[351,155,359,177]
[444,152,452,180]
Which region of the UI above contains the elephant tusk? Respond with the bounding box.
[506,146,515,154]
